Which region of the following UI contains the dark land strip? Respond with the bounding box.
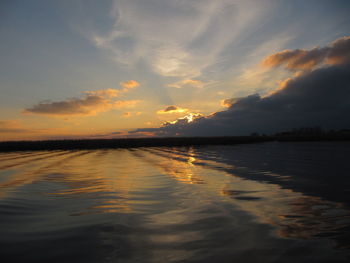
[1,132,350,152]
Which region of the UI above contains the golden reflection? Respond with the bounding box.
[139,147,350,247]
[1,147,350,249]
[0,151,86,199]
[187,157,196,166]
[0,151,70,170]
[132,148,205,185]
[150,147,234,170]
[45,149,160,214]
[89,199,132,214]
[0,150,162,214]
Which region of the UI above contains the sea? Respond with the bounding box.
[1,141,350,262]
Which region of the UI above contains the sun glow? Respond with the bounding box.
[185,113,201,123]
[162,113,202,126]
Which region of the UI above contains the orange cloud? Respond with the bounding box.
[262,36,350,71]
[84,88,120,97]
[327,36,350,64]
[120,80,140,91]
[157,105,188,114]
[262,48,327,70]
[221,98,239,108]
[23,84,140,117]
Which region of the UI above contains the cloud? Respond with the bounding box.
[84,88,120,97]
[164,113,203,125]
[83,0,270,78]
[23,95,138,117]
[221,98,239,108]
[123,112,131,118]
[0,120,50,137]
[23,81,140,117]
[0,120,27,133]
[157,105,188,115]
[162,106,178,112]
[327,36,350,64]
[262,36,350,71]
[120,80,140,90]
[132,36,350,136]
[167,79,205,89]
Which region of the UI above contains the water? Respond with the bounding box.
[0,142,350,262]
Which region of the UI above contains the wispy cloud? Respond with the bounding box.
[0,120,28,133]
[84,88,120,98]
[167,79,205,89]
[85,0,269,79]
[0,120,50,137]
[23,81,140,117]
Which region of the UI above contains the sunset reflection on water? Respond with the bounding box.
[1,143,350,262]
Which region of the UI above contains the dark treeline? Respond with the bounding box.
[0,136,272,152]
[274,127,350,141]
[0,128,349,152]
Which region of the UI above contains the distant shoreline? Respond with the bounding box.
[0,134,350,152]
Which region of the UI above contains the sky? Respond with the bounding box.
[0,0,350,140]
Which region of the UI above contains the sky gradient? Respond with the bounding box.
[1,0,350,140]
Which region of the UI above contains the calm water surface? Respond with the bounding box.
[0,142,350,262]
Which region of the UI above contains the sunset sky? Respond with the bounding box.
[1,0,350,140]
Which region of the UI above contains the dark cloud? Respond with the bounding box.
[24,95,106,116]
[132,36,350,136]
[164,105,178,112]
[23,88,139,117]
[157,105,188,114]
